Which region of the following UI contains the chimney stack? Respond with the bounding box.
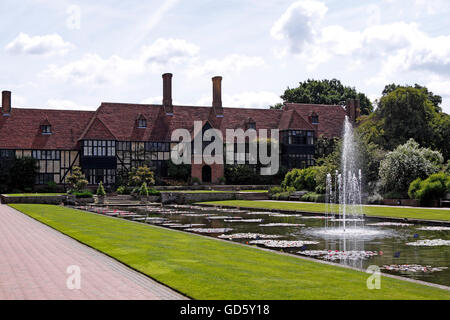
[345,99,360,123]
[212,76,223,117]
[162,73,173,115]
[2,91,11,117]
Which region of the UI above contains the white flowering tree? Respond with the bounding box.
[379,139,443,195]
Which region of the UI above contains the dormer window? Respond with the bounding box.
[138,119,147,128]
[246,118,256,130]
[137,115,147,128]
[41,125,52,134]
[311,115,319,124]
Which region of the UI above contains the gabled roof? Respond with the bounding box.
[284,103,346,138]
[80,117,116,140]
[278,109,315,131]
[0,108,94,150]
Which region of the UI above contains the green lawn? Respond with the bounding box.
[160,190,268,193]
[9,204,450,300]
[199,200,450,222]
[4,193,67,197]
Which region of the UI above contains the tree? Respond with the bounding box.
[382,83,442,113]
[430,112,450,160]
[8,157,39,191]
[377,87,436,149]
[66,166,88,192]
[379,139,443,196]
[275,79,373,115]
[129,166,155,187]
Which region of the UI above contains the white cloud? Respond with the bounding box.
[43,53,142,85]
[196,91,281,109]
[272,1,450,79]
[189,54,265,78]
[5,33,74,56]
[270,0,327,53]
[42,38,200,85]
[414,0,450,15]
[140,38,199,65]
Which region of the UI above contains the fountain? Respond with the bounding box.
[324,116,365,234]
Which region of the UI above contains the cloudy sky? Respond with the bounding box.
[1,0,450,113]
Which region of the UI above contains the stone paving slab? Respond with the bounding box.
[0,205,187,300]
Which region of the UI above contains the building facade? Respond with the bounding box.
[0,74,360,186]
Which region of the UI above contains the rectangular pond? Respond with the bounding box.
[79,204,450,287]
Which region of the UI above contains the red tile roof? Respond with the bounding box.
[284,103,346,138]
[0,102,346,150]
[0,108,94,150]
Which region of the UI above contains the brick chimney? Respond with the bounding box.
[345,99,360,123]
[212,76,223,117]
[2,91,11,117]
[162,73,173,115]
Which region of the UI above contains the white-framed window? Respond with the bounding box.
[138,119,147,128]
[41,125,51,134]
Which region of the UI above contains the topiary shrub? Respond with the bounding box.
[96,182,106,197]
[139,182,149,196]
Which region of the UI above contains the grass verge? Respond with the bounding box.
[4,193,67,197]
[199,200,450,221]
[9,204,450,300]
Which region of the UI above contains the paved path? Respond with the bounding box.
[0,205,187,300]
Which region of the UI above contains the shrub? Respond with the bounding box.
[139,182,149,196]
[408,172,450,205]
[379,139,443,195]
[66,166,88,192]
[8,157,39,191]
[116,185,132,195]
[269,186,284,195]
[73,191,93,198]
[168,161,191,181]
[192,177,201,185]
[148,188,161,196]
[408,178,422,200]
[282,167,317,191]
[218,176,226,184]
[96,182,106,197]
[270,186,295,200]
[367,193,383,204]
[129,166,155,187]
[42,181,60,193]
[301,192,325,203]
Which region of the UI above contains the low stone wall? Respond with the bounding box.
[161,192,237,204]
[156,185,274,191]
[1,195,66,204]
[381,199,420,207]
[236,192,269,200]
